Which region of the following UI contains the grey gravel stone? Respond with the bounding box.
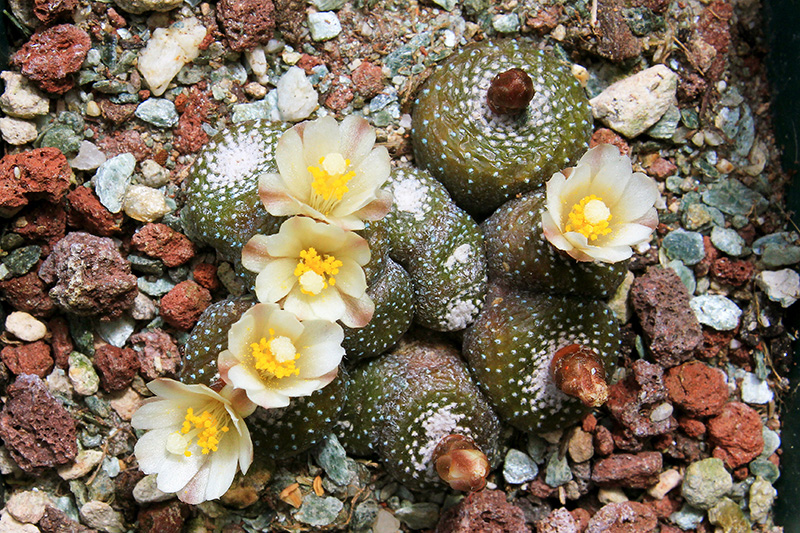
[308,12,342,41]
[313,434,359,486]
[294,495,343,527]
[710,226,747,257]
[135,98,179,128]
[749,459,779,484]
[503,448,538,484]
[690,294,741,331]
[662,229,705,265]
[545,451,573,488]
[750,477,777,523]
[394,503,439,530]
[93,153,136,214]
[702,179,768,216]
[681,458,732,510]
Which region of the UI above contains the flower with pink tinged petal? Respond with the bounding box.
[218,302,345,409]
[242,216,374,328]
[131,379,255,505]
[259,115,392,230]
[541,144,660,263]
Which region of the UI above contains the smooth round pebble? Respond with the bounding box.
[5,311,47,342]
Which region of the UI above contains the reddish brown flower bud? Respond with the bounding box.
[550,344,609,407]
[433,434,490,492]
[487,68,535,115]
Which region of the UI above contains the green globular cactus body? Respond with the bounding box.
[380,166,487,332]
[464,285,620,433]
[411,40,592,217]
[338,334,501,491]
[182,297,348,461]
[182,120,285,263]
[483,189,628,299]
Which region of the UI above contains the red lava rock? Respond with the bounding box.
[96,129,150,161]
[664,361,728,417]
[678,416,706,438]
[647,156,677,179]
[107,7,126,27]
[524,5,562,35]
[710,257,754,287]
[99,99,138,125]
[707,401,764,469]
[352,61,385,99]
[11,25,90,94]
[585,501,657,533]
[216,0,275,51]
[663,433,704,463]
[40,506,94,533]
[536,508,578,533]
[595,0,642,63]
[696,1,733,83]
[296,54,325,74]
[0,272,56,318]
[137,501,189,533]
[160,281,212,331]
[14,203,67,246]
[94,344,140,392]
[606,360,676,437]
[644,494,681,519]
[697,328,735,359]
[435,489,530,533]
[66,187,123,236]
[48,317,73,369]
[528,478,557,499]
[582,413,598,433]
[630,266,704,366]
[129,329,182,380]
[192,263,220,291]
[0,374,78,472]
[611,425,643,452]
[1,341,54,378]
[694,236,718,278]
[174,88,212,155]
[0,148,72,217]
[590,128,631,156]
[571,508,591,532]
[34,0,78,24]
[38,232,138,321]
[594,425,615,456]
[131,223,196,268]
[326,84,354,112]
[591,452,662,488]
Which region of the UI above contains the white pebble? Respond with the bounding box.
[123,184,170,222]
[372,508,401,533]
[647,469,683,500]
[0,71,49,118]
[138,17,206,96]
[756,269,800,308]
[0,116,37,145]
[308,12,342,41]
[6,490,50,523]
[79,501,125,533]
[5,311,47,342]
[69,141,107,171]
[133,474,175,504]
[57,450,104,480]
[277,67,318,122]
[0,511,39,533]
[598,487,629,504]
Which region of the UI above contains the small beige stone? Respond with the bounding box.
[0,116,37,145]
[5,311,47,342]
[86,100,102,117]
[0,511,40,533]
[0,71,49,118]
[6,491,50,523]
[57,449,104,480]
[372,508,401,533]
[133,474,175,504]
[123,185,170,222]
[647,468,683,500]
[139,160,170,188]
[79,502,124,533]
[598,487,629,504]
[567,427,594,464]
[108,387,144,421]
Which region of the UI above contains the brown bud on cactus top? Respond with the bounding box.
[487,68,535,115]
[551,344,609,407]
[433,434,490,492]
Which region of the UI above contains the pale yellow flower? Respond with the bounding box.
[131,379,255,504]
[241,216,374,328]
[218,302,344,409]
[541,144,659,263]
[259,115,392,230]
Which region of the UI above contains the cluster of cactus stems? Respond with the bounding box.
[169,38,660,499]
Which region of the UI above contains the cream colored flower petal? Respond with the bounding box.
[227,364,269,394]
[242,234,273,273]
[333,259,367,297]
[131,399,186,430]
[226,311,258,362]
[632,207,659,229]
[558,163,593,214]
[266,218,310,257]
[565,231,632,263]
[285,287,347,323]
[339,291,375,328]
[155,449,206,495]
[267,375,328,397]
[134,427,175,474]
[581,145,632,207]
[338,115,377,166]
[352,189,393,225]
[301,116,340,167]
[275,127,313,198]
[234,416,253,474]
[258,172,304,218]
[297,216,350,250]
[334,146,391,215]
[608,172,660,222]
[545,172,568,226]
[218,349,237,383]
[198,431,240,501]
[176,464,210,505]
[254,259,297,303]
[541,211,574,253]
[603,222,657,247]
[295,323,344,378]
[268,307,305,339]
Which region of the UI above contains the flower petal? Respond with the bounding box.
[258,172,303,217]
[131,399,186,430]
[254,258,297,303]
[334,259,368,297]
[199,431,241,501]
[339,115,377,166]
[541,211,574,253]
[339,291,375,328]
[582,144,632,206]
[545,172,567,226]
[604,222,656,247]
[275,127,313,199]
[335,146,391,215]
[302,116,340,167]
[242,234,273,274]
[608,172,660,222]
[247,385,291,409]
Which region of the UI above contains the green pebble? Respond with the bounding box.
[134,98,179,128]
[681,457,732,510]
[749,458,780,483]
[394,503,440,530]
[294,495,343,527]
[707,497,752,533]
[37,124,82,156]
[2,245,40,276]
[68,352,99,395]
[544,451,573,487]
[313,435,359,486]
[503,449,538,484]
[711,226,747,257]
[761,242,800,268]
[702,179,768,217]
[662,228,705,265]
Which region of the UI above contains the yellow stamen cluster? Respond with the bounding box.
[294,247,342,295]
[180,407,229,457]
[307,153,356,214]
[565,195,612,241]
[250,329,300,379]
